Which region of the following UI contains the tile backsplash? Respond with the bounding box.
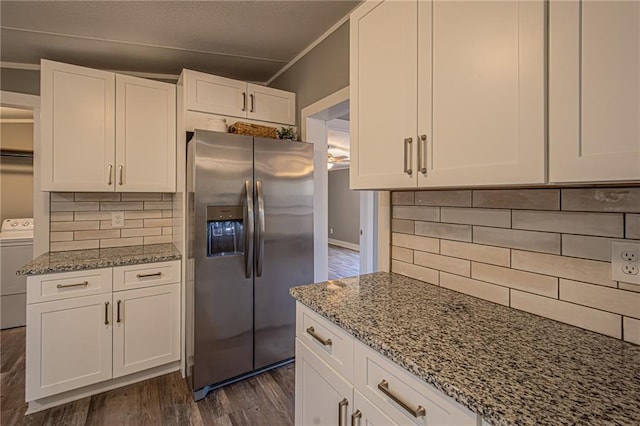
[49,192,174,252]
[390,187,640,345]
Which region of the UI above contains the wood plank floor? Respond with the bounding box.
[0,327,294,426]
[328,245,360,280]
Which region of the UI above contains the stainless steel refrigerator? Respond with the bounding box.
[185,130,314,400]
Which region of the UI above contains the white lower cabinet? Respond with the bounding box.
[113,284,180,378]
[295,303,479,426]
[295,339,353,426]
[26,293,113,400]
[353,389,397,426]
[26,261,180,406]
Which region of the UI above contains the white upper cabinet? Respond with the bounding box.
[40,60,176,192]
[350,0,418,190]
[549,0,640,183]
[115,74,176,192]
[41,60,115,191]
[247,83,295,125]
[182,69,296,126]
[420,0,545,186]
[184,70,247,117]
[350,0,546,189]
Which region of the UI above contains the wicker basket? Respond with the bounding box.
[229,122,277,139]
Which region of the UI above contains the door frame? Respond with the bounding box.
[0,91,47,256]
[301,87,390,282]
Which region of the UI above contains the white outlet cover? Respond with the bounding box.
[111,211,125,228]
[611,241,640,285]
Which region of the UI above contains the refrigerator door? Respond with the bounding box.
[192,130,254,390]
[254,138,314,369]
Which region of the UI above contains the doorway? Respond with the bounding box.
[301,88,379,282]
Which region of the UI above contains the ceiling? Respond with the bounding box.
[0,0,360,83]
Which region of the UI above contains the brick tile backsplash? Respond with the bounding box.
[627,214,640,239]
[561,187,640,213]
[416,190,471,207]
[49,192,174,252]
[390,187,640,344]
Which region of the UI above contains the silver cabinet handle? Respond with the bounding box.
[351,410,361,426]
[418,134,427,174]
[403,137,413,175]
[250,94,255,112]
[116,300,122,323]
[306,326,332,346]
[255,179,265,278]
[104,301,110,325]
[56,281,88,289]
[242,92,247,112]
[338,398,348,426]
[244,180,254,279]
[377,380,426,418]
[136,272,162,279]
[118,165,124,185]
[107,164,113,185]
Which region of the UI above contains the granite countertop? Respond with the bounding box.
[17,243,182,275]
[290,272,640,426]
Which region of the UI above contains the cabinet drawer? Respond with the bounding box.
[113,261,180,291]
[27,268,112,304]
[296,303,354,382]
[354,341,476,426]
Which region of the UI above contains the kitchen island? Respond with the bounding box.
[291,272,640,426]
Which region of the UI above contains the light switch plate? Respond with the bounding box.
[111,211,124,228]
[611,241,640,285]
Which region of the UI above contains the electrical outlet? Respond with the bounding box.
[330,228,334,234]
[111,211,124,228]
[621,251,638,262]
[611,242,640,285]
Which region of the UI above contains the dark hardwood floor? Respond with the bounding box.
[328,245,360,280]
[0,327,294,426]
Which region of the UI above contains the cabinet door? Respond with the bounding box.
[41,60,115,191]
[112,284,180,378]
[295,339,353,426]
[419,0,545,186]
[354,389,398,426]
[350,0,418,190]
[247,83,295,125]
[26,294,112,401]
[549,0,640,183]
[184,69,248,117]
[115,74,176,192]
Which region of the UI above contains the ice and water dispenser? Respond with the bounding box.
[206,206,244,257]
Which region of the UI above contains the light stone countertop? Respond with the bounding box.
[17,243,182,275]
[290,272,640,426]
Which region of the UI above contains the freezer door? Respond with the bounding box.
[254,138,314,369]
[192,130,254,390]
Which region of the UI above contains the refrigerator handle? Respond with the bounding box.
[244,180,254,279]
[255,179,265,277]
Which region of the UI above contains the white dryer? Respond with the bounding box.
[0,218,33,329]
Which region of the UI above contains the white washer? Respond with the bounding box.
[0,218,34,329]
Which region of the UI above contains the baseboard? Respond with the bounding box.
[26,361,180,414]
[328,239,360,252]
